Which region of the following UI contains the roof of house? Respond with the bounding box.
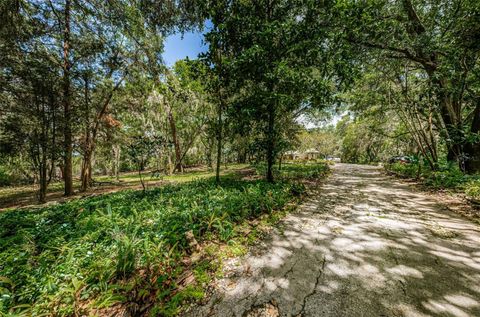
[285,150,300,155]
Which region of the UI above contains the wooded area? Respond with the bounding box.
[1,0,480,316]
[1,0,480,199]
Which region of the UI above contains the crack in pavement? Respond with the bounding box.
[282,257,300,279]
[184,164,480,317]
[295,255,326,317]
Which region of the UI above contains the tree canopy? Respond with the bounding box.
[1,0,479,197]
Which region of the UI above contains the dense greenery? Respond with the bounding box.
[2,0,479,198]
[0,163,331,315]
[1,0,480,315]
[385,161,470,189]
[385,161,480,202]
[255,162,331,180]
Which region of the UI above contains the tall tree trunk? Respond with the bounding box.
[464,103,480,173]
[80,146,92,191]
[440,102,463,167]
[215,98,223,183]
[205,138,213,170]
[266,102,275,183]
[167,107,182,173]
[48,93,57,184]
[427,73,465,169]
[39,104,48,203]
[80,77,91,192]
[79,73,124,189]
[167,150,173,175]
[113,144,121,181]
[63,0,73,196]
[39,159,47,203]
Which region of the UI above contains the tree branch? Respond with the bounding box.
[402,0,426,35]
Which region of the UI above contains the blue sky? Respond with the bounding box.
[162,24,211,67]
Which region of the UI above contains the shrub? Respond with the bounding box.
[465,180,480,200]
[385,161,477,190]
[0,166,11,186]
[423,167,467,189]
[385,162,419,179]
[255,162,330,180]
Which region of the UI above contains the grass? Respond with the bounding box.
[0,164,249,210]
[95,164,249,184]
[254,161,331,180]
[0,162,328,316]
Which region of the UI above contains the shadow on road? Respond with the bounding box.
[185,164,480,317]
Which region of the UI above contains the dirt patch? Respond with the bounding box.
[244,301,280,317]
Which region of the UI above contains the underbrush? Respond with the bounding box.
[385,162,480,198]
[0,169,325,316]
[255,162,330,180]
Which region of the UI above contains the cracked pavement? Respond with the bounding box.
[184,164,480,317]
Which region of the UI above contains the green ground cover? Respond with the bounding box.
[385,162,480,201]
[255,161,331,180]
[0,163,327,316]
[0,164,249,209]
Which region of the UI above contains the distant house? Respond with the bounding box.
[284,149,321,160]
[304,148,321,160]
[284,150,301,160]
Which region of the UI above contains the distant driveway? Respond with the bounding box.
[185,164,480,317]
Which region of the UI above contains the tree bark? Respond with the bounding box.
[80,76,91,192]
[266,101,275,183]
[167,150,173,175]
[80,146,92,191]
[423,69,465,170]
[215,101,222,183]
[204,138,213,170]
[39,155,47,203]
[113,144,121,180]
[79,74,125,190]
[167,107,183,173]
[63,0,73,196]
[464,103,480,173]
[39,103,48,203]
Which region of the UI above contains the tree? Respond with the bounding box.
[205,0,342,181]
[201,4,231,182]
[344,65,439,168]
[335,0,480,172]
[299,127,339,159]
[127,135,163,192]
[0,1,63,202]
[62,0,73,196]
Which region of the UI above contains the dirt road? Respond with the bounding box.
[186,164,480,317]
